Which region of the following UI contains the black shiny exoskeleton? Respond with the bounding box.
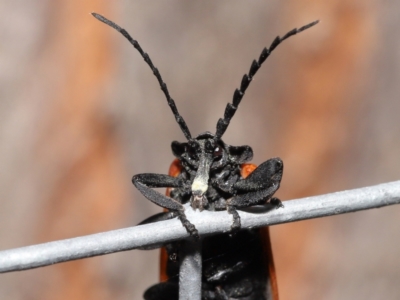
[144,228,271,300]
[133,131,283,238]
[92,12,318,300]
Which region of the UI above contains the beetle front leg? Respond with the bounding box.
[226,186,282,234]
[234,158,283,192]
[270,197,284,208]
[132,173,199,238]
[226,205,241,234]
[226,158,284,232]
[232,158,283,205]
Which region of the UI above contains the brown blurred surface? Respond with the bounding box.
[1,1,400,300]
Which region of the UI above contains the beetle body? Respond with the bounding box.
[142,159,279,300]
[132,132,283,238]
[92,12,318,300]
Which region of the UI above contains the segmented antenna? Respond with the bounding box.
[92,13,192,141]
[215,20,319,140]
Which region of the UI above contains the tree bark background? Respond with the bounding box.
[0,1,399,299]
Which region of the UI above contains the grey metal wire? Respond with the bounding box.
[1,180,400,273]
[0,180,400,299]
[179,238,202,300]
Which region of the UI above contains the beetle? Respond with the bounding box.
[92,12,317,300]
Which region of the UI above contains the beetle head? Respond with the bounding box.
[171,132,253,171]
[171,132,254,210]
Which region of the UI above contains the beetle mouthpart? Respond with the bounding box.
[191,192,208,211]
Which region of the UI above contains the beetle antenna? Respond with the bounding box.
[92,12,192,140]
[214,20,319,140]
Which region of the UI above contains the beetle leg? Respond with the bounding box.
[270,197,284,208]
[138,211,178,226]
[231,158,283,206]
[229,183,281,208]
[133,173,185,210]
[176,209,199,238]
[132,173,198,238]
[133,173,184,189]
[227,205,241,234]
[213,171,239,194]
[225,158,284,232]
[234,158,283,192]
[226,185,283,234]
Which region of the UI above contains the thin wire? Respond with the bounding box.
[179,238,202,300]
[0,180,399,273]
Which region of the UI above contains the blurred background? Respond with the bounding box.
[0,1,399,299]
